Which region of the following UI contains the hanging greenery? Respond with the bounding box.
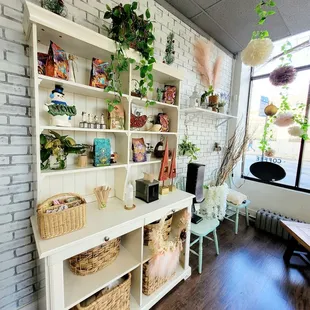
[163,32,175,65]
[241,1,277,67]
[42,0,67,17]
[103,2,156,111]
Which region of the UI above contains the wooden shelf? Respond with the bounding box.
[64,245,140,309]
[130,130,177,135]
[131,97,178,109]
[41,125,127,135]
[38,75,129,100]
[40,163,127,177]
[129,158,171,167]
[181,107,237,119]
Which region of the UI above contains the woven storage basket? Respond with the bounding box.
[144,214,173,246]
[69,238,121,276]
[76,273,131,310]
[37,193,86,240]
[142,260,175,296]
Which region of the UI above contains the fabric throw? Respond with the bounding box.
[227,189,247,205]
[200,183,228,220]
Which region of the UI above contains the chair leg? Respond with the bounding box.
[213,229,219,255]
[235,208,239,234]
[245,206,250,227]
[198,236,203,274]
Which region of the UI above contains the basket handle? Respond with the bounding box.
[37,192,86,212]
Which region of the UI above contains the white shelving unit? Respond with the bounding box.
[24,2,194,310]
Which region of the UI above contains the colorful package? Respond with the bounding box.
[156,113,169,132]
[89,58,109,89]
[93,138,111,167]
[163,85,177,105]
[109,104,125,130]
[37,52,48,75]
[46,41,69,80]
[132,138,147,162]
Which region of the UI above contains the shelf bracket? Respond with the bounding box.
[215,119,229,128]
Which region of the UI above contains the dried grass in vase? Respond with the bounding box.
[215,122,250,186]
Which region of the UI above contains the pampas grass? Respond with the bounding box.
[269,66,297,86]
[241,38,274,67]
[194,39,222,89]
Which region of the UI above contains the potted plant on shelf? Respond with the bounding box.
[218,92,230,114]
[103,2,156,110]
[40,130,87,170]
[194,40,222,109]
[178,136,200,163]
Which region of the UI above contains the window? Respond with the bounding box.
[242,32,310,192]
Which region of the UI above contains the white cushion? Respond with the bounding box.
[227,189,247,205]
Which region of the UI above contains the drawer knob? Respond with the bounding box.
[104,236,110,242]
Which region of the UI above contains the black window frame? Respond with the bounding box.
[242,64,310,194]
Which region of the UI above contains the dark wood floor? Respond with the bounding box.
[152,217,310,310]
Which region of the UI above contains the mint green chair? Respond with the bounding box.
[190,218,220,274]
[225,200,250,234]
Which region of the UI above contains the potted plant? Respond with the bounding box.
[40,130,87,170]
[178,136,200,163]
[218,92,230,114]
[194,40,222,108]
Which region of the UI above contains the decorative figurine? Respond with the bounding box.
[163,85,177,105]
[124,182,136,210]
[68,54,78,82]
[169,149,177,192]
[158,140,170,195]
[109,104,125,130]
[146,143,152,161]
[45,85,76,127]
[156,88,164,102]
[93,138,111,167]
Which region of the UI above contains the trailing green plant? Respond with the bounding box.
[292,103,309,140]
[178,136,200,163]
[40,130,87,170]
[252,0,276,39]
[42,0,67,17]
[163,32,175,65]
[259,115,275,152]
[103,2,156,110]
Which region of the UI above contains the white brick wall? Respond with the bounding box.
[0,0,233,308]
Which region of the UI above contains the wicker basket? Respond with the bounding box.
[76,273,131,310]
[69,238,121,276]
[142,261,175,296]
[144,214,173,246]
[37,193,86,240]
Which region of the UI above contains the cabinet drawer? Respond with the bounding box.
[49,219,144,264]
[144,199,191,225]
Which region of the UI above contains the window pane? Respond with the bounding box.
[243,70,310,187]
[253,31,310,77]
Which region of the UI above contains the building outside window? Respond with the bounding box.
[243,31,310,192]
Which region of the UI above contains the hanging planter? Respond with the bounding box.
[264,102,278,116]
[269,65,297,86]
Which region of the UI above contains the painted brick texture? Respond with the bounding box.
[0,0,233,308]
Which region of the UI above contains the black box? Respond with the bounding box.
[135,179,159,203]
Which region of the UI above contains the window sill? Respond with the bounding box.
[242,175,310,194]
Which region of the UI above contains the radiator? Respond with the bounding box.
[255,209,304,240]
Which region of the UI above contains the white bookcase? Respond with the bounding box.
[24,2,194,310]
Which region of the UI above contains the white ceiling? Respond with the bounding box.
[156,0,310,54]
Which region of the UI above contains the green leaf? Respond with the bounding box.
[269,1,276,7]
[124,4,131,14]
[132,2,138,10]
[258,17,266,25]
[134,65,140,70]
[113,9,120,17]
[129,58,135,64]
[106,4,111,11]
[103,11,111,19]
[267,10,276,15]
[147,64,153,71]
[146,8,150,19]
